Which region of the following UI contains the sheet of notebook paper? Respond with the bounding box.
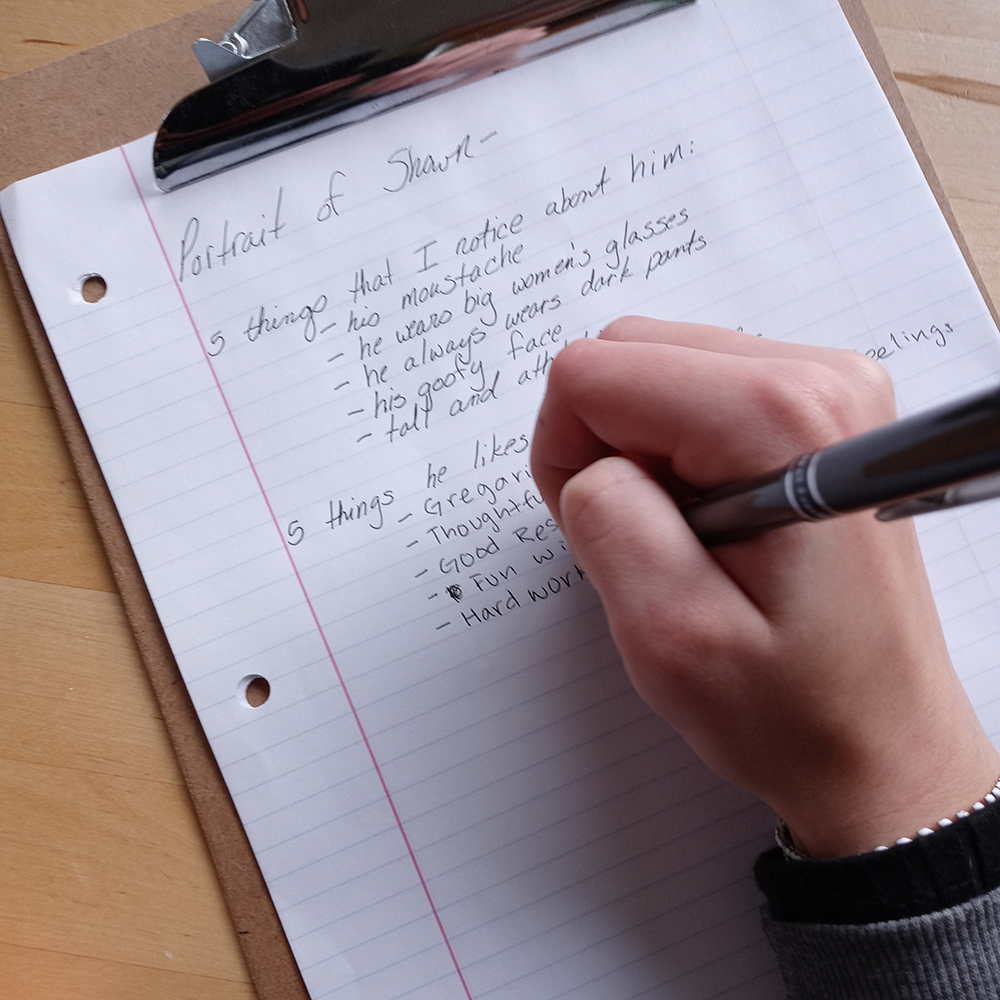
[4,0,1000,996]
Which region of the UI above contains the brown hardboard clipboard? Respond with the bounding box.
[0,4,308,999]
[1,4,997,1000]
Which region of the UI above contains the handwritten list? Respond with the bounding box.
[4,0,1000,997]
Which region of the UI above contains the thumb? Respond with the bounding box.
[558,455,757,702]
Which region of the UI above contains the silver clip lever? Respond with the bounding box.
[193,0,297,83]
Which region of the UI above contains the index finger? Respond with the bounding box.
[601,317,891,381]
[530,328,894,518]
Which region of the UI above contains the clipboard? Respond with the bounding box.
[1,5,307,998]
[0,4,996,999]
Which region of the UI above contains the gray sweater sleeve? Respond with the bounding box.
[761,883,1000,1000]
[754,797,1000,998]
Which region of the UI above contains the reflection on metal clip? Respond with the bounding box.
[153,0,696,191]
[877,470,1000,521]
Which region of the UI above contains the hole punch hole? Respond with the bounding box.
[240,674,271,708]
[80,274,107,303]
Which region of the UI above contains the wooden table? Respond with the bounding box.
[1,2,998,997]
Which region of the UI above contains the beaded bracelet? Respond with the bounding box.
[775,775,1000,861]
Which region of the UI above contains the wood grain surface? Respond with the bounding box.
[1,2,998,998]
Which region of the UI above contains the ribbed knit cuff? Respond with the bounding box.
[754,795,1000,924]
[761,884,1000,1000]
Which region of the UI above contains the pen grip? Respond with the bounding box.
[681,467,801,544]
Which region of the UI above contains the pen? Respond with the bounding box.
[682,384,1000,545]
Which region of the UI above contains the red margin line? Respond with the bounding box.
[120,146,473,1000]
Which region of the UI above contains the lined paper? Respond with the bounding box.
[4,1,1000,997]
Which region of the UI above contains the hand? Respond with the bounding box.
[531,319,1000,858]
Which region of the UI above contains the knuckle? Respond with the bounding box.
[599,316,643,341]
[749,356,894,451]
[559,457,628,546]
[837,351,897,422]
[545,336,598,393]
[600,317,628,340]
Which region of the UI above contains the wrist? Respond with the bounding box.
[776,773,1000,861]
[756,792,1000,925]
[779,739,1000,860]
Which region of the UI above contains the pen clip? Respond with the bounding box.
[876,470,1000,521]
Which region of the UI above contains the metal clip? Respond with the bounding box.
[154,0,696,191]
[877,470,1000,521]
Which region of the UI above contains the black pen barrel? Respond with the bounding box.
[683,384,1000,545]
[682,468,800,544]
[815,385,1000,512]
